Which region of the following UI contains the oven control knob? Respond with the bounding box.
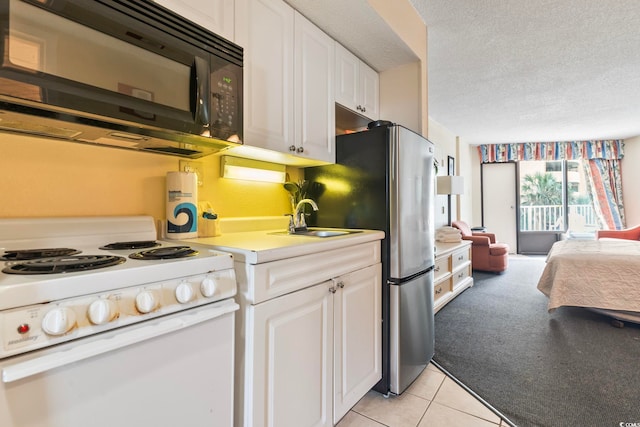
[200,276,217,298]
[175,282,194,304]
[135,290,159,314]
[87,299,117,325]
[42,307,77,336]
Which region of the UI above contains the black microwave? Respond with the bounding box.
[0,0,242,158]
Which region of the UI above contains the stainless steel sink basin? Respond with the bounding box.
[269,229,362,238]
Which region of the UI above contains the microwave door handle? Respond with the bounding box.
[192,56,211,133]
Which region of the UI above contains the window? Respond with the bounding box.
[519,160,595,234]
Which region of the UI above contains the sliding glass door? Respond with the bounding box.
[518,160,596,254]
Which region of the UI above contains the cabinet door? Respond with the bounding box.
[247,281,334,427]
[334,42,379,120]
[334,42,359,113]
[294,13,335,163]
[333,263,382,423]
[153,0,234,41]
[235,0,294,152]
[359,61,379,120]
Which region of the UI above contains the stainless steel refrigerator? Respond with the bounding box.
[305,122,435,395]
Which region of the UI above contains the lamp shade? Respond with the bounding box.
[437,176,464,195]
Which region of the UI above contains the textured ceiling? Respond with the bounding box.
[420,0,640,144]
[283,0,418,71]
[286,0,640,145]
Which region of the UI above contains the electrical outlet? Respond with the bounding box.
[179,160,204,186]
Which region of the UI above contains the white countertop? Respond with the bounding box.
[181,228,385,264]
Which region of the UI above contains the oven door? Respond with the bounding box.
[0,299,238,427]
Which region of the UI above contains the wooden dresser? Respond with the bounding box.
[434,240,474,313]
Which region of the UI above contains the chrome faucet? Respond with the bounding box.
[292,199,318,232]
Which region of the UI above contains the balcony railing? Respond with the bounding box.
[520,205,596,232]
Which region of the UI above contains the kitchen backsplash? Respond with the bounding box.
[0,133,298,221]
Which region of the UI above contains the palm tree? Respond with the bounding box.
[520,172,562,230]
[520,172,562,206]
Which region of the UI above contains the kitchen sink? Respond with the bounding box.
[269,229,362,238]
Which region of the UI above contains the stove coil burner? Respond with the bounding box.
[0,248,81,261]
[99,241,160,250]
[2,255,126,275]
[129,246,199,260]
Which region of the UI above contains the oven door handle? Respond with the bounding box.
[2,301,238,384]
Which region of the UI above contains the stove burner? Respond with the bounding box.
[129,245,199,260]
[2,255,126,275]
[0,248,81,261]
[99,241,160,250]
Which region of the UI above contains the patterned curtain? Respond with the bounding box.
[477,140,625,229]
[477,140,624,163]
[583,159,625,229]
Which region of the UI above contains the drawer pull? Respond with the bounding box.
[457,255,464,260]
[435,288,442,294]
[435,265,440,272]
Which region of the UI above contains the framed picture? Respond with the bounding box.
[447,156,455,176]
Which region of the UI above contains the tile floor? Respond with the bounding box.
[336,363,512,427]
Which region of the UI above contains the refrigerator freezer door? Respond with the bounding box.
[388,126,435,279]
[388,269,435,394]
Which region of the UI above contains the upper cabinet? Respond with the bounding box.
[153,0,234,42]
[293,14,335,163]
[235,0,335,164]
[335,43,379,121]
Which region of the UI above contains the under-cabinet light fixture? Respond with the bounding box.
[220,155,286,183]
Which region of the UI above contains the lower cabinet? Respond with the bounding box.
[246,263,382,426]
[333,264,382,422]
[434,240,474,313]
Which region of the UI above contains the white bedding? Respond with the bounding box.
[537,239,640,313]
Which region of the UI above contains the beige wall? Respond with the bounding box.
[427,118,456,227]
[379,62,421,132]
[622,136,640,226]
[0,134,294,222]
[368,0,428,135]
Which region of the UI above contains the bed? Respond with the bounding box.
[537,239,640,324]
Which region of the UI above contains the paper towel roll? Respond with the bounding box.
[166,171,198,239]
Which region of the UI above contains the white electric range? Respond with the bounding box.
[0,216,238,427]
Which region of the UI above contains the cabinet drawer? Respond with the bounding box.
[451,248,470,269]
[434,256,450,281]
[433,279,450,302]
[452,264,471,289]
[242,241,381,304]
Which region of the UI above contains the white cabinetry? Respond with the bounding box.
[335,43,379,120]
[293,14,335,163]
[434,240,474,313]
[153,0,234,41]
[248,277,334,427]
[333,264,382,422]
[235,0,335,163]
[236,241,382,426]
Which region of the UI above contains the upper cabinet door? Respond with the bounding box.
[359,62,379,120]
[294,12,335,163]
[335,43,379,121]
[235,0,295,152]
[153,0,234,42]
[334,43,359,112]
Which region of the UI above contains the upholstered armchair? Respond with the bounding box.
[596,224,640,240]
[452,221,509,273]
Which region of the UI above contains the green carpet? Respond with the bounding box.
[433,256,640,427]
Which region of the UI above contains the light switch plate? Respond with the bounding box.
[178,160,204,186]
